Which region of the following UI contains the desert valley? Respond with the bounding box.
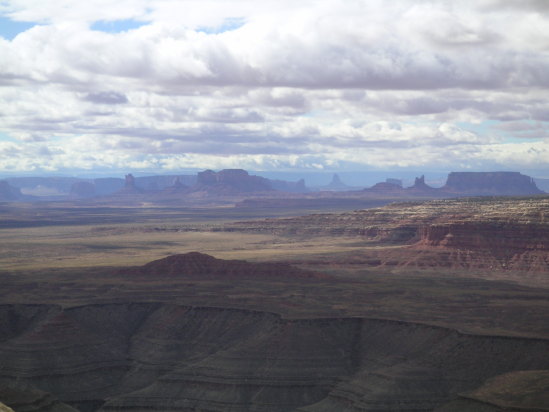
[2,1,549,410]
[0,170,548,412]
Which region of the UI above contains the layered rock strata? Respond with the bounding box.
[226,197,549,273]
[0,304,548,411]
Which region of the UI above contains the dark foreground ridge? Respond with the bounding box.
[0,303,548,412]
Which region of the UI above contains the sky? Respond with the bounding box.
[0,0,548,177]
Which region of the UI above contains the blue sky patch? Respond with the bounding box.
[91,19,147,33]
[197,17,245,34]
[0,16,36,40]
[0,132,17,142]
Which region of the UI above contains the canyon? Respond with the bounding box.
[0,301,548,412]
[223,197,549,278]
[0,195,548,411]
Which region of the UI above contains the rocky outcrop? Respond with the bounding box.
[319,174,353,191]
[227,197,549,273]
[443,171,543,196]
[269,178,308,193]
[368,181,404,194]
[0,304,547,412]
[194,169,273,194]
[419,222,549,251]
[0,384,78,412]
[298,321,549,412]
[0,402,13,412]
[111,174,144,198]
[449,370,549,411]
[412,221,549,272]
[117,252,327,280]
[0,181,23,201]
[362,171,544,198]
[158,177,189,196]
[407,174,438,194]
[69,181,96,198]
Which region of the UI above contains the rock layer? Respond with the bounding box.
[227,197,549,273]
[443,171,542,196]
[0,304,548,411]
[117,252,327,280]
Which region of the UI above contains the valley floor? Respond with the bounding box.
[0,197,548,411]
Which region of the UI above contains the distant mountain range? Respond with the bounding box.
[364,171,543,197]
[0,170,545,202]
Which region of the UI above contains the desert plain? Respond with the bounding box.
[0,191,548,411]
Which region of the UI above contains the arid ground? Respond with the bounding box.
[0,197,548,411]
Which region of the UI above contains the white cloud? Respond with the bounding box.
[0,0,548,174]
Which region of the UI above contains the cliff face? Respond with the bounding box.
[443,172,543,195]
[227,197,549,274]
[69,181,96,198]
[0,181,23,201]
[194,169,273,194]
[0,303,547,412]
[409,221,549,272]
[419,222,549,251]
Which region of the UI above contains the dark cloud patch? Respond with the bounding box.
[84,91,128,104]
[192,108,265,123]
[481,0,549,12]
[385,97,450,116]
[494,120,549,139]
[495,121,539,132]
[84,110,114,117]
[250,89,308,109]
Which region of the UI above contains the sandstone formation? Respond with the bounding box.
[2,170,543,204]
[451,370,549,411]
[70,181,96,198]
[158,177,189,196]
[0,181,23,201]
[362,171,544,198]
[367,181,404,195]
[269,178,308,193]
[105,174,145,201]
[0,303,547,411]
[443,171,543,196]
[193,169,273,194]
[0,403,13,412]
[535,177,549,192]
[0,384,78,412]
[117,251,326,280]
[319,174,354,191]
[226,197,549,274]
[92,178,125,196]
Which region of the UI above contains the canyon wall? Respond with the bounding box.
[0,304,548,411]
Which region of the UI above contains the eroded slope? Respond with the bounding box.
[0,303,548,412]
[224,197,549,276]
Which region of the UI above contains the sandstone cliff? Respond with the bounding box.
[225,197,549,274]
[70,181,96,198]
[443,171,543,196]
[193,169,273,194]
[0,181,23,201]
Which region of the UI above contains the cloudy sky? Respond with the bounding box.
[0,0,548,176]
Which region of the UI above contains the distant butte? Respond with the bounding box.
[442,171,543,196]
[193,169,273,194]
[118,252,328,280]
[0,181,24,201]
[363,171,544,197]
